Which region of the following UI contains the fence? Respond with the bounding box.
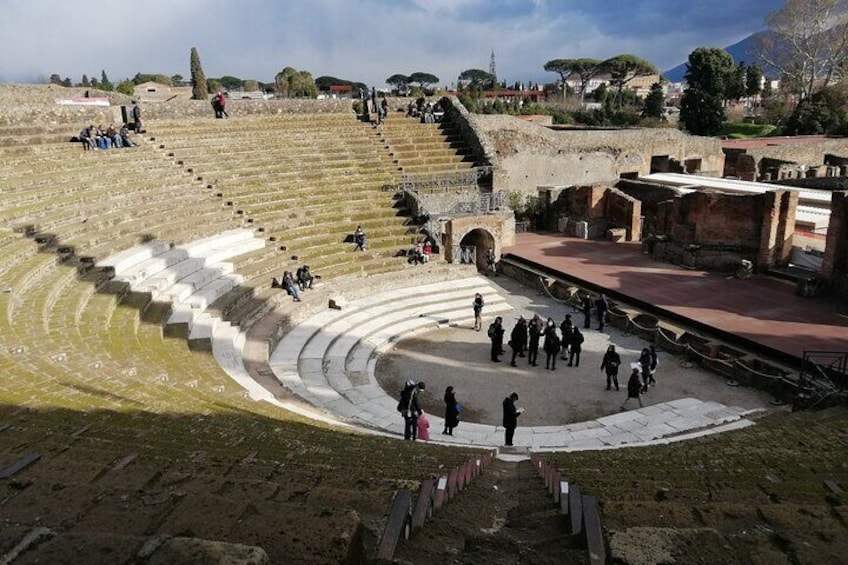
[399,166,494,193]
[539,275,801,402]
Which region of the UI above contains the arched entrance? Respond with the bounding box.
[459,228,496,271]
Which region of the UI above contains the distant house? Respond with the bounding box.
[317,85,354,100]
[133,81,193,102]
[565,74,662,98]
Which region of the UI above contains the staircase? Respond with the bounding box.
[394,458,587,564]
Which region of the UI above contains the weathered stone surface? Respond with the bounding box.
[145,536,269,565]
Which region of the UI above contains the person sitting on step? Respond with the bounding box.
[295,265,313,290]
[280,271,301,302]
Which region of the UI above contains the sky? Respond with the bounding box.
[0,0,785,87]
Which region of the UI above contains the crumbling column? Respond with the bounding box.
[822,191,848,280]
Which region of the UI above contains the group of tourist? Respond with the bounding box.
[487,314,586,371]
[77,123,136,151]
[406,97,442,123]
[272,265,315,302]
[408,241,432,265]
[397,381,463,441]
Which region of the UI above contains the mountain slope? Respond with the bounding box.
[664,31,772,83]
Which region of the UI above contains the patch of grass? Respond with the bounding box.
[720,121,779,139]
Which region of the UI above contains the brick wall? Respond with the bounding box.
[548,184,641,241]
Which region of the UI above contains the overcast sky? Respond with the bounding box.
[0,0,784,87]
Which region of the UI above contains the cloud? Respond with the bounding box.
[0,0,783,87]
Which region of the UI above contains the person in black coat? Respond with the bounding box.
[600,344,621,390]
[559,314,573,360]
[639,347,653,392]
[527,317,541,367]
[502,392,521,446]
[398,381,426,440]
[620,369,644,410]
[442,386,460,435]
[509,317,528,367]
[581,293,592,329]
[542,318,560,370]
[488,317,505,362]
[568,327,584,367]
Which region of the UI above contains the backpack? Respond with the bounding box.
[487,323,496,339]
[397,384,413,413]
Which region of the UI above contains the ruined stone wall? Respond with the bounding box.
[0,84,354,126]
[770,177,848,190]
[667,192,764,246]
[823,192,848,285]
[462,114,724,196]
[549,184,641,241]
[440,96,494,167]
[744,139,848,169]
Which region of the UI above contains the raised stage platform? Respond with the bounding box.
[503,232,848,367]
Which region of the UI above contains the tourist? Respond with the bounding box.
[442,386,460,436]
[600,344,621,391]
[596,293,609,331]
[409,242,428,265]
[527,315,541,366]
[216,91,228,118]
[620,368,644,410]
[397,380,425,441]
[543,318,560,370]
[485,248,498,276]
[353,225,366,251]
[560,314,574,360]
[119,124,135,147]
[416,411,430,441]
[648,345,658,385]
[639,347,653,392]
[95,125,109,150]
[379,98,388,124]
[581,293,592,329]
[509,317,527,367]
[472,293,484,331]
[281,271,301,302]
[488,316,505,362]
[131,101,143,134]
[502,392,522,447]
[79,125,96,150]
[568,327,584,367]
[105,124,121,148]
[295,265,313,290]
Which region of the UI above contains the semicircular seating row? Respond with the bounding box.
[101,232,761,450]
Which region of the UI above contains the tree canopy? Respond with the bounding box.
[275,67,318,98]
[642,83,665,119]
[680,47,735,135]
[408,72,439,89]
[458,68,495,89]
[190,47,209,100]
[385,74,410,88]
[600,54,658,108]
[746,64,764,97]
[758,0,848,98]
[543,58,603,102]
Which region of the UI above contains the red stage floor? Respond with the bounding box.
[504,232,848,363]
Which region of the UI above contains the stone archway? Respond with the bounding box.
[442,211,515,269]
[459,228,496,270]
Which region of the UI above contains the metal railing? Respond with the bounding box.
[454,245,477,265]
[400,166,494,193]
